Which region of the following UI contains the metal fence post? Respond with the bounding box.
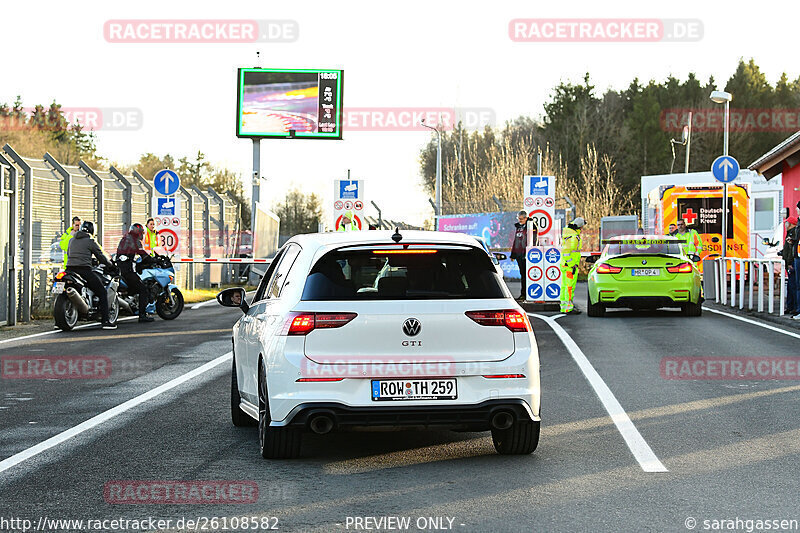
[780,262,785,316]
[730,259,736,307]
[738,259,745,309]
[44,153,70,235]
[748,261,754,310]
[180,186,195,291]
[767,261,774,314]
[3,145,32,322]
[758,262,764,312]
[79,161,105,245]
[0,152,18,325]
[109,166,132,229]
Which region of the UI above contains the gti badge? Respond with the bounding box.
[402,318,421,337]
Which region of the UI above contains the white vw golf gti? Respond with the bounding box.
[218,230,541,458]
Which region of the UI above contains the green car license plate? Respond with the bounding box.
[632,268,660,276]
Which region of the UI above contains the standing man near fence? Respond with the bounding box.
[59,216,81,268]
[510,210,537,300]
[783,216,797,315]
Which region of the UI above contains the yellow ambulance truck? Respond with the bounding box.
[653,184,750,271]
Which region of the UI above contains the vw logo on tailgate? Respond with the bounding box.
[402,318,421,337]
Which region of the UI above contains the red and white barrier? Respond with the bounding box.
[175,257,271,264]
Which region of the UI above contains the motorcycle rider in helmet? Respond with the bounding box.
[116,223,155,323]
[66,221,117,329]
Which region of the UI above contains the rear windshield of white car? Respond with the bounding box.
[604,242,684,255]
[301,246,506,300]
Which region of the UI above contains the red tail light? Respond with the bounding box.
[372,249,438,255]
[483,374,526,379]
[596,263,623,274]
[55,271,66,279]
[466,310,531,332]
[296,377,344,382]
[283,312,357,335]
[667,262,693,273]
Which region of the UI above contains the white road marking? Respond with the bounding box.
[0,316,138,346]
[191,298,218,310]
[530,313,668,472]
[703,306,800,340]
[0,351,232,475]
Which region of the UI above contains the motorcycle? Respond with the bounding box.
[116,253,184,320]
[51,263,120,331]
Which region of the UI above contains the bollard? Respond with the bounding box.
[767,263,774,314]
[738,259,745,310]
[730,259,736,308]
[748,260,754,310]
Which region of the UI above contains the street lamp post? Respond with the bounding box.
[710,90,732,258]
[421,119,442,228]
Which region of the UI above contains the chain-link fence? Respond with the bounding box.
[1,144,245,323]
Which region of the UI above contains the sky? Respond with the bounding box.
[2,1,798,227]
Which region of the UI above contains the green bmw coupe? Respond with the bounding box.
[586,236,703,317]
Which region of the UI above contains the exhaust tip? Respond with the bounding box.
[308,414,335,435]
[491,411,514,431]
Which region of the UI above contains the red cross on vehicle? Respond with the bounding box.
[682,208,698,225]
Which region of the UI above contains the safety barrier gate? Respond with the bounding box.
[713,257,785,315]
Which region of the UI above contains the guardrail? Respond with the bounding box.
[713,257,785,315]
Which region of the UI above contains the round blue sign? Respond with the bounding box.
[545,284,561,299]
[154,169,180,196]
[528,284,543,299]
[711,155,739,184]
[545,248,561,264]
[527,248,542,263]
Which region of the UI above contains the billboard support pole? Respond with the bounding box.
[252,138,260,231]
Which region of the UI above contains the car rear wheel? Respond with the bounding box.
[231,354,257,427]
[258,359,301,459]
[587,290,605,317]
[682,301,702,317]
[492,419,540,455]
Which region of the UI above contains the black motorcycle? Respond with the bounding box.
[51,263,120,331]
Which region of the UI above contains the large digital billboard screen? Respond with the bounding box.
[236,68,343,139]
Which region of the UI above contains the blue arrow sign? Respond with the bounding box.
[545,284,561,299]
[528,284,543,299]
[711,155,739,183]
[154,169,180,196]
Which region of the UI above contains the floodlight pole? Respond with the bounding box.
[252,138,261,231]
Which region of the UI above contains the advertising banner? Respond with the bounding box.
[436,212,520,279]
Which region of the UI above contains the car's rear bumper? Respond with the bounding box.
[590,276,700,307]
[276,399,537,431]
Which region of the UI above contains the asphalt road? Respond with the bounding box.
[1,283,800,532]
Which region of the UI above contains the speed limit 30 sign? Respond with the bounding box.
[528,209,553,235]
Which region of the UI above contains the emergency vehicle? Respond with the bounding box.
[651,183,750,270]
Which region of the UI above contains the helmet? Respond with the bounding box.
[571,217,586,228]
[80,221,95,235]
[129,223,145,239]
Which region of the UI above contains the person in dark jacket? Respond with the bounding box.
[116,223,154,322]
[510,210,538,300]
[66,221,116,329]
[783,217,797,314]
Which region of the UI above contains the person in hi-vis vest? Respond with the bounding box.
[560,217,585,314]
[338,211,358,232]
[143,218,159,255]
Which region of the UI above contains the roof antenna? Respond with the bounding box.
[391,227,403,243]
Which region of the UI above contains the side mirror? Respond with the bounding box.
[585,254,600,264]
[689,254,701,262]
[493,252,507,261]
[217,287,249,313]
